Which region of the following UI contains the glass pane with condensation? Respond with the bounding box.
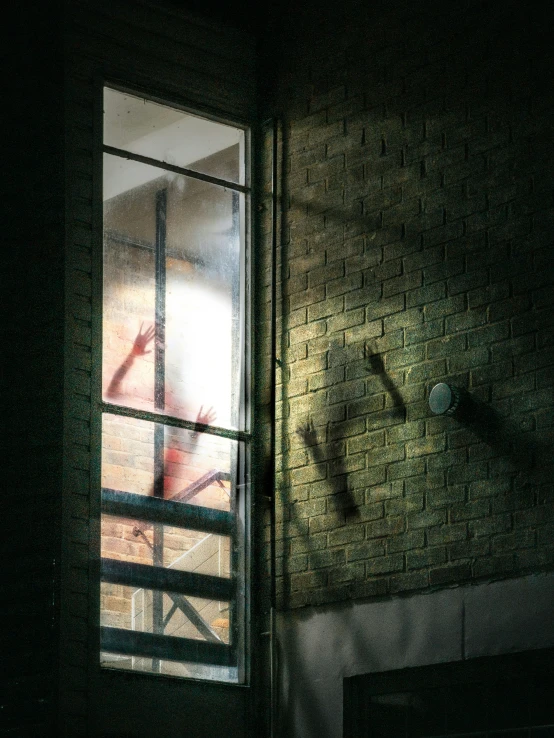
[104,87,245,186]
[100,415,240,683]
[103,154,245,431]
[101,649,238,683]
[100,584,231,645]
[163,526,231,577]
[101,415,236,512]
[101,514,231,578]
[163,180,244,431]
[103,155,157,412]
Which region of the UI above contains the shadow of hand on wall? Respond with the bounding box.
[295,419,319,452]
[296,419,360,519]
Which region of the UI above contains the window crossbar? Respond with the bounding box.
[101,488,234,535]
[101,558,235,601]
[101,402,250,442]
[101,627,234,666]
[103,144,249,194]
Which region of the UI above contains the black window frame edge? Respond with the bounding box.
[90,72,254,687]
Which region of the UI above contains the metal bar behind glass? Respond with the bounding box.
[153,189,167,670]
[103,144,249,194]
[101,402,251,441]
[171,469,231,503]
[100,559,235,601]
[101,489,234,535]
[166,592,222,643]
[101,627,234,666]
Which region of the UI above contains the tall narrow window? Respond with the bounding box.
[99,86,250,683]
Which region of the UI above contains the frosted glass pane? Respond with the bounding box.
[101,415,236,512]
[101,648,238,683]
[104,87,244,185]
[103,154,245,430]
[100,584,231,644]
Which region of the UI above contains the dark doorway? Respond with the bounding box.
[344,648,554,738]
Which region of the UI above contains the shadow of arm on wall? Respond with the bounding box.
[364,344,406,421]
[296,420,360,519]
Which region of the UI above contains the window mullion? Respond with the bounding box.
[152,187,167,671]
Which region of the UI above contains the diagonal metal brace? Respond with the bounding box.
[163,602,178,628]
[172,469,231,503]
[165,591,223,643]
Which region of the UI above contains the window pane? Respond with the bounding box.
[101,517,231,577]
[103,157,157,412]
[100,415,242,683]
[101,415,238,512]
[101,415,154,496]
[104,87,245,185]
[101,647,238,682]
[103,154,245,431]
[100,584,231,645]
[101,88,248,686]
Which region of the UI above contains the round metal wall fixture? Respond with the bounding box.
[429,383,461,416]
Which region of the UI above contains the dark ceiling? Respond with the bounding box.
[167,0,266,33]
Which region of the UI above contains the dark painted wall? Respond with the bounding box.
[3,1,257,736]
[275,573,554,737]
[2,2,65,735]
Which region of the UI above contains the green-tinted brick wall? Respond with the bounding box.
[260,0,554,609]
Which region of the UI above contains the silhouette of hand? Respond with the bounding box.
[296,419,318,446]
[364,342,385,374]
[131,323,155,356]
[196,405,216,428]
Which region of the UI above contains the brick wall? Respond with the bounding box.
[261,0,554,610]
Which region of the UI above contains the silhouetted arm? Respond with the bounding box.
[106,323,155,399]
[297,419,359,518]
